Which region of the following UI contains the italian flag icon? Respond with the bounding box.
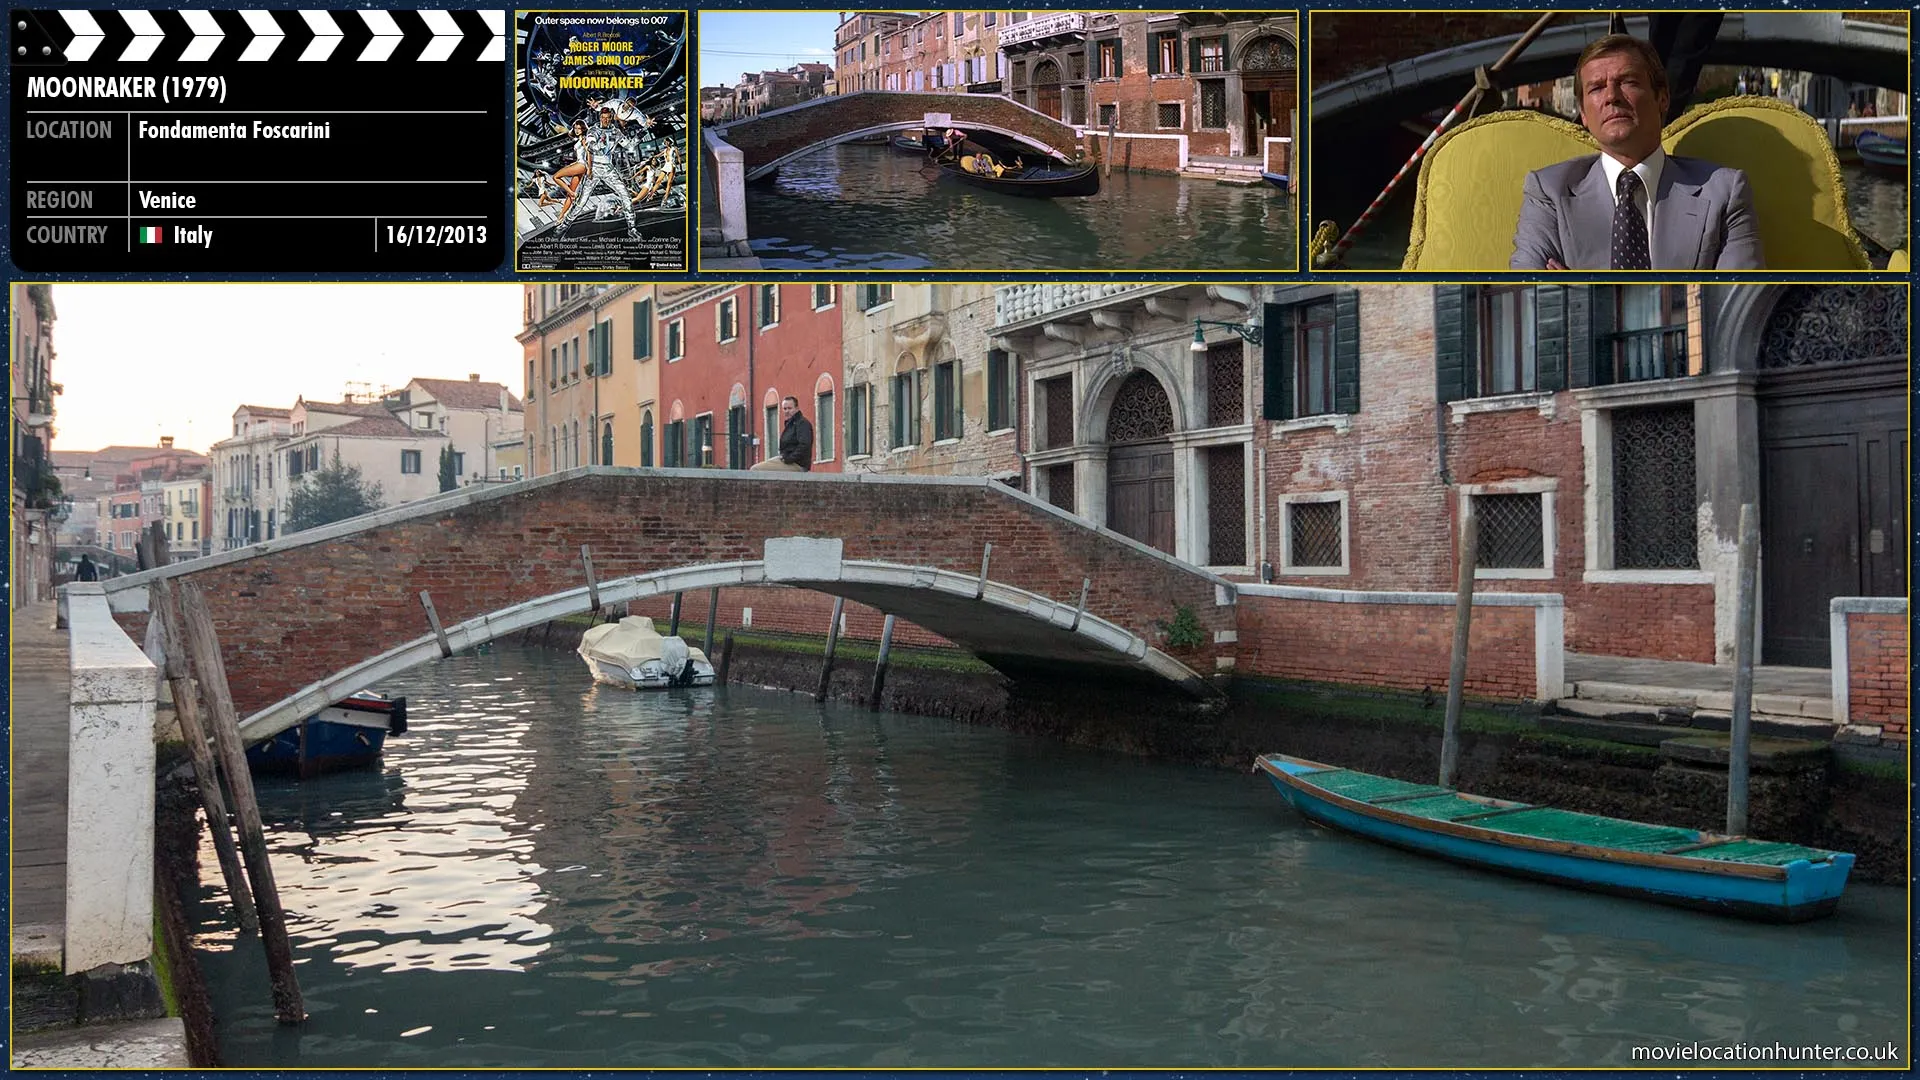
[139,226,163,244]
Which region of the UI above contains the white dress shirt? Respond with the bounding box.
[1597,147,1666,240]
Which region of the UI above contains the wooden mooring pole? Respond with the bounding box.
[816,597,846,700]
[152,580,257,934]
[1439,506,1478,790]
[717,629,736,685]
[870,614,897,711]
[704,588,719,656]
[174,582,306,1023]
[668,592,683,637]
[1727,502,1760,835]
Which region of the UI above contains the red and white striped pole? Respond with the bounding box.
[1314,11,1563,269]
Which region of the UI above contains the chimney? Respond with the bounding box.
[160,436,174,449]
[469,373,481,382]
[499,387,509,413]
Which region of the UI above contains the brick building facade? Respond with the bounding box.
[655,284,844,472]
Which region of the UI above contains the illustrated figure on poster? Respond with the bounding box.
[633,141,679,206]
[558,106,639,237]
[533,118,592,222]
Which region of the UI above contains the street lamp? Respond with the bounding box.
[1190,318,1264,353]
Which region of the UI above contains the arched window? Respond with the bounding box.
[640,409,655,467]
[601,422,614,467]
[571,420,580,468]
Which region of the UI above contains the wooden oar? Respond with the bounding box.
[1313,11,1563,269]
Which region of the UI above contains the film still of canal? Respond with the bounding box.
[699,11,1299,271]
[183,646,1909,1068]
[1306,10,1910,270]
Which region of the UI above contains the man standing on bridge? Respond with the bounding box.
[750,395,813,472]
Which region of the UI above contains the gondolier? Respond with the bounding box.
[558,107,640,237]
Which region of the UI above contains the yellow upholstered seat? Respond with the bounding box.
[1403,97,1872,270]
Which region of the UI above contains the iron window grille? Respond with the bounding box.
[1288,501,1342,568]
[1612,405,1698,569]
[1475,493,1545,569]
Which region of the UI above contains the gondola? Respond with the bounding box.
[890,133,929,153]
[938,153,1101,198]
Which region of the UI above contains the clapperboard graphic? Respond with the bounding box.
[9,9,509,273]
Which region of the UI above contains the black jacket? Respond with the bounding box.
[779,413,814,471]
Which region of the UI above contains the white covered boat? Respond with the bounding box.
[577,616,716,689]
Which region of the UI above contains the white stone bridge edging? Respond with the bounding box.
[230,551,1212,744]
[60,583,158,975]
[1237,582,1566,700]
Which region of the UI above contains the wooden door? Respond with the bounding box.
[1037,84,1062,121]
[1108,442,1174,554]
[1759,383,1906,666]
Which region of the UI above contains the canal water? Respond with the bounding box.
[190,644,1907,1068]
[1320,162,1909,270]
[744,143,1296,271]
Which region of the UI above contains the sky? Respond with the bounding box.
[698,11,844,89]
[46,284,526,455]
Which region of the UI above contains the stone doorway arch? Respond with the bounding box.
[1032,58,1064,122]
[1754,285,1906,665]
[1105,371,1175,554]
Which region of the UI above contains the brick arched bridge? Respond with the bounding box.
[103,470,1234,742]
[713,91,1081,181]
[1314,13,1908,127]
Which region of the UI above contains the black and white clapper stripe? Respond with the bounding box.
[22,9,504,64]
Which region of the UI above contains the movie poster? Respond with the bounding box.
[515,10,687,272]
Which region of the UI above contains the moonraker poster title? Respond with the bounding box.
[515,11,687,272]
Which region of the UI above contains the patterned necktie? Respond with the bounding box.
[1612,169,1651,271]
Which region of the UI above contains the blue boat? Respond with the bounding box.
[1853,131,1906,177]
[1261,171,1290,190]
[247,692,408,778]
[1255,753,1853,922]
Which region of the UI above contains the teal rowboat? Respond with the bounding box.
[1256,753,1854,922]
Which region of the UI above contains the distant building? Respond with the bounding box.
[834,11,916,93]
[381,375,525,487]
[281,399,446,523]
[211,405,294,549]
[160,473,212,560]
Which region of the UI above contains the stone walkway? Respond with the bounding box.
[8,600,192,1068]
[1565,652,1833,700]
[11,601,70,969]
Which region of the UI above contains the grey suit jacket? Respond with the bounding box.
[1509,154,1765,270]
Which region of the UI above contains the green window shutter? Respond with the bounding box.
[1434,285,1469,404]
[1189,35,1202,74]
[1588,286,1617,385]
[1114,37,1123,76]
[1334,289,1361,415]
[1260,302,1293,420]
[1535,286,1567,391]
[1147,35,1160,74]
[632,300,651,359]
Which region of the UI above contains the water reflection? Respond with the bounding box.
[746,143,1296,271]
[192,646,1909,1068]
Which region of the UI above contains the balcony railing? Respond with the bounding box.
[1603,325,1689,384]
[1196,54,1227,73]
[998,12,1085,48]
